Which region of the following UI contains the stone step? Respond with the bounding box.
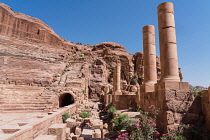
[0,97,52,100]
[0,94,52,97]
[0,102,53,107]
[0,106,47,111]
[1,98,52,102]
[0,110,48,113]
[0,104,50,108]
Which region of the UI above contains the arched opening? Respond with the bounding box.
[59,93,74,107]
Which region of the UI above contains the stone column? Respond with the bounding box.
[158,2,180,82]
[114,62,122,95]
[143,25,157,85]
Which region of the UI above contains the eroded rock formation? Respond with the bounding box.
[0,2,183,113]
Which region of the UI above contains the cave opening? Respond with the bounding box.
[59,93,74,107]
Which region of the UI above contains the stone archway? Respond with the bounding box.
[59,93,74,107]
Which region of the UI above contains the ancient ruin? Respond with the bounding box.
[0,1,209,140]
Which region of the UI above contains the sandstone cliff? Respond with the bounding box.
[0,3,182,112]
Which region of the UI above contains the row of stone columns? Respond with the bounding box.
[113,2,180,94]
[143,2,180,91]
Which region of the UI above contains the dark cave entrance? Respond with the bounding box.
[59,93,74,107]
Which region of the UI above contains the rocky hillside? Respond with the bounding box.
[0,2,182,100]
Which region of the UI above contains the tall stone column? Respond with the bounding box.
[114,62,122,95]
[143,25,157,86]
[158,2,180,82]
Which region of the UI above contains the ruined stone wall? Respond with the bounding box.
[140,82,202,132]
[201,87,210,136]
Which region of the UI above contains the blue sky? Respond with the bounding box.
[1,0,210,87]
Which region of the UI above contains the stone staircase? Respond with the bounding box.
[0,85,56,113]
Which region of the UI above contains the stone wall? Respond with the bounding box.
[201,87,210,136]
[113,95,136,110]
[0,104,76,140]
[140,81,204,132]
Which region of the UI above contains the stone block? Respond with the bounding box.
[188,100,202,114]
[81,127,94,139]
[154,83,158,92]
[173,113,183,124]
[103,123,108,129]
[182,113,200,124]
[144,84,155,93]
[48,123,66,140]
[34,135,57,140]
[101,129,107,139]
[66,118,77,128]
[158,81,179,90]
[202,103,210,116]
[166,111,174,125]
[166,100,192,113]
[158,13,175,29]
[76,121,82,127]
[179,82,189,90]
[66,128,70,139]
[143,32,155,45]
[162,28,176,43]
[158,90,176,101]
[84,118,91,124]
[201,91,208,103]
[151,91,158,100]
[93,129,101,138]
[175,90,188,101]
[75,127,82,135]
[72,135,79,140]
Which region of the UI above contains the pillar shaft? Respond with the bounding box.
[158,2,180,82]
[114,62,122,95]
[143,25,157,84]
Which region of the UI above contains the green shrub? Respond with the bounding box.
[130,78,138,85]
[62,112,70,123]
[79,110,92,118]
[116,105,207,140]
[81,89,85,94]
[131,105,141,112]
[190,88,202,97]
[118,105,160,140]
[160,124,189,140]
[111,114,129,131]
[107,105,116,119]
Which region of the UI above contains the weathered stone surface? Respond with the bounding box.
[158,2,180,82]
[66,118,77,129]
[75,127,82,135]
[34,135,57,140]
[48,123,66,140]
[143,25,157,87]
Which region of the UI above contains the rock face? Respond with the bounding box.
[0,3,183,112]
[0,3,73,46]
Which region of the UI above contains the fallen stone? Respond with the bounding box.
[75,127,82,135]
[48,123,66,140]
